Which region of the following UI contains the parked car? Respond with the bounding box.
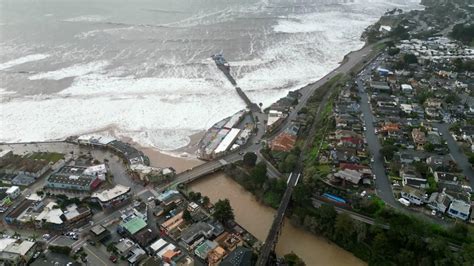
[109,255,118,263]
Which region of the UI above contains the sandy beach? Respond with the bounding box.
[132,131,205,173]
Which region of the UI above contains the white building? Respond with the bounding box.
[6,186,20,199]
[267,110,285,129]
[401,84,413,93]
[213,128,241,155]
[447,200,471,221]
[83,164,108,181]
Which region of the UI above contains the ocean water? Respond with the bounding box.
[0,0,422,151]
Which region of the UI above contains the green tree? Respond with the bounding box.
[283,252,306,266]
[188,191,202,202]
[388,48,400,56]
[243,152,257,167]
[251,162,267,186]
[183,209,193,222]
[371,232,391,259]
[213,199,234,223]
[380,145,398,160]
[334,213,355,246]
[202,196,210,207]
[468,154,474,165]
[403,53,418,64]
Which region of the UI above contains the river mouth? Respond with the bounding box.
[188,172,366,266]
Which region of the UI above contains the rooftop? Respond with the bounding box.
[90,224,107,236]
[35,202,64,225]
[122,217,147,235]
[91,184,130,203]
[46,173,94,188]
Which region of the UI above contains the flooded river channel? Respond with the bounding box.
[189,173,365,266]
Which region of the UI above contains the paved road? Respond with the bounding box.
[269,42,379,138]
[356,63,397,206]
[436,123,474,190]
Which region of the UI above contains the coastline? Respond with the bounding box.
[122,130,205,173]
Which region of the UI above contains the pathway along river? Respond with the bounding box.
[188,173,365,266]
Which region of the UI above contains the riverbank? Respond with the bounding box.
[188,173,366,266]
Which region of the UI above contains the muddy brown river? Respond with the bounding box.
[189,173,365,266]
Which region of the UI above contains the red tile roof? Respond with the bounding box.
[270,133,297,152]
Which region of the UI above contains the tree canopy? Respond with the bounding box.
[243,152,257,167]
[212,199,234,223]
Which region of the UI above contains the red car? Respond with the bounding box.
[109,255,117,263]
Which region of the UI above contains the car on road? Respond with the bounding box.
[87,240,96,246]
[33,251,41,259]
[238,151,244,155]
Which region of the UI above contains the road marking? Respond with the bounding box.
[84,246,108,266]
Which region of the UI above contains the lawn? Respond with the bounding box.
[28,152,65,163]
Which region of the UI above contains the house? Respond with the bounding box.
[91,184,131,209]
[35,202,64,230]
[4,199,43,225]
[370,81,391,92]
[270,133,297,152]
[160,211,184,234]
[220,246,252,266]
[401,84,414,93]
[338,136,364,149]
[115,238,135,256]
[447,199,471,221]
[133,228,157,248]
[433,172,459,185]
[180,222,215,250]
[424,98,443,109]
[148,239,169,255]
[157,190,183,206]
[411,128,426,150]
[121,217,147,236]
[194,240,217,260]
[62,204,91,228]
[0,238,37,266]
[90,224,110,242]
[333,169,363,185]
[5,186,20,200]
[426,155,456,172]
[400,165,427,189]
[401,186,425,205]
[427,191,452,213]
[127,246,146,265]
[208,246,226,265]
[266,110,285,131]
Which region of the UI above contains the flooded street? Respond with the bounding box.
[189,173,365,266]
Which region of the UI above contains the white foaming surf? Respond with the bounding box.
[0,0,423,153]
